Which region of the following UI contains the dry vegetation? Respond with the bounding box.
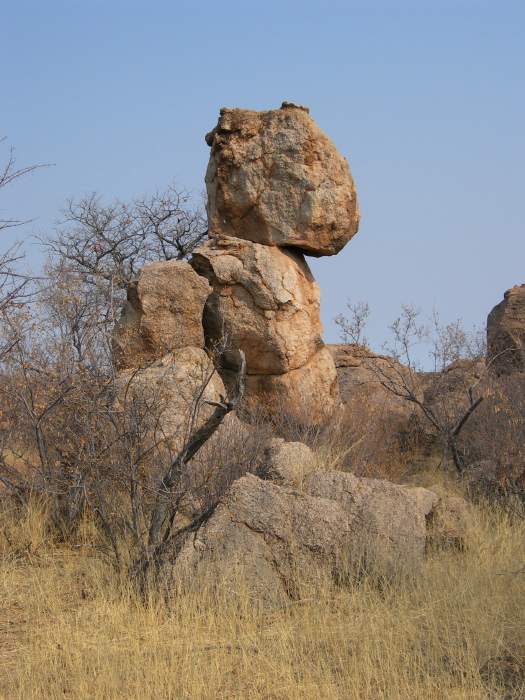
[1,472,525,700]
[2,272,525,697]
[2,148,525,698]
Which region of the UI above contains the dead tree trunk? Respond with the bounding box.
[148,351,246,546]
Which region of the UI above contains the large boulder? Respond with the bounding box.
[204,102,360,257]
[305,470,437,574]
[112,260,211,368]
[487,284,525,372]
[190,236,324,375]
[154,471,439,607]
[156,473,351,606]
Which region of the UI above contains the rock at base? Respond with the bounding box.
[221,346,340,423]
[155,473,352,607]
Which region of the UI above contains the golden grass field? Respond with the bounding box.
[1,471,525,700]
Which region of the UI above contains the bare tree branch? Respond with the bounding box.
[148,351,246,546]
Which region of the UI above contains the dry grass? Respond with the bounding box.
[1,487,525,700]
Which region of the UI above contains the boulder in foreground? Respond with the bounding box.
[154,471,438,607]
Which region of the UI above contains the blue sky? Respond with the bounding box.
[1,0,524,349]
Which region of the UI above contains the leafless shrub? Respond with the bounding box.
[336,302,488,474]
[0,261,252,566]
[41,184,208,292]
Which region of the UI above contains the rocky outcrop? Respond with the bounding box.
[205,102,360,257]
[220,345,339,421]
[112,261,211,368]
[155,470,439,607]
[327,343,422,422]
[421,357,487,418]
[487,285,525,372]
[114,103,360,423]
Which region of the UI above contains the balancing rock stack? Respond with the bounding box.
[114,103,360,421]
[191,102,360,419]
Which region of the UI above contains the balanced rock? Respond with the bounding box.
[190,236,323,375]
[205,103,360,256]
[112,260,211,368]
[487,284,525,372]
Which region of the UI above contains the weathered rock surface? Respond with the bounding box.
[190,236,323,375]
[155,470,440,607]
[112,260,211,368]
[115,347,226,448]
[205,103,360,257]
[156,473,352,606]
[327,343,422,421]
[487,284,525,372]
[305,470,437,574]
[221,346,340,421]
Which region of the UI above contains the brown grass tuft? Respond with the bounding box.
[2,488,525,699]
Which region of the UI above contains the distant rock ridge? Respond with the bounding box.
[487,284,525,372]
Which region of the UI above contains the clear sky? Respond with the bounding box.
[1,0,524,350]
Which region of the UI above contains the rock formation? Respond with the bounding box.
[189,102,359,418]
[114,103,360,421]
[487,284,525,372]
[205,103,360,256]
